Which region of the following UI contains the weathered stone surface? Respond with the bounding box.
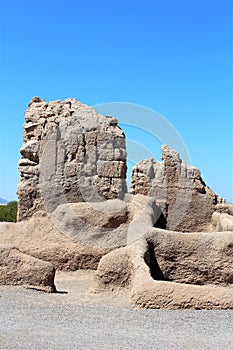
[146,229,233,285]
[0,195,157,270]
[131,280,233,310]
[17,97,127,221]
[215,203,233,216]
[0,214,109,271]
[97,160,126,178]
[92,228,233,309]
[20,140,40,162]
[92,248,134,292]
[211,212,233,232]
[130,145,225,232]
[50,199,131,249]
[0,244,56,292]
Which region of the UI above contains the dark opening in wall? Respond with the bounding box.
[154,212,167,229]
[144,242,166,280]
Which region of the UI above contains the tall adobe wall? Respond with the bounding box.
[130,145,225,232]
[17,97,127,221]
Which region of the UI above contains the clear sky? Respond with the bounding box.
[0,0,232,203]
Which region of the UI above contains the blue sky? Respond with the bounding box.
[0,0,232,203]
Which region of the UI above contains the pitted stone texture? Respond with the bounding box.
[131,145,225,232]
[17,97,127,221]
[97,161,126,178]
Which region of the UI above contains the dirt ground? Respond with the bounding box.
[0,271,233,350]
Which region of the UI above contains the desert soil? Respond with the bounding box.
[0,270,233,350]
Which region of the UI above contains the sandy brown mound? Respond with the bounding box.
[0,244,56,292]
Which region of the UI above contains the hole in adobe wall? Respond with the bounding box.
[154,211,167,229]
[144,242,166,281]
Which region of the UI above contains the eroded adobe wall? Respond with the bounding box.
[130,145,225,232]
[17,97,127,221]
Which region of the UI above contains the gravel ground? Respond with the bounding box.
[0,271,233,350]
